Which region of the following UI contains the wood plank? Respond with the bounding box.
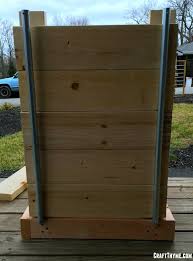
[21,207,31,240]
[1,232,193,255]
[0,199,27,213]
[159,22,178,218]
[0,167,27,201]
[167,187,193,199]
[174,214,193,231]
[25,149,155,185]
[28,184,153,218]
[150,10,176,25]
[19,70,159,112]
[0,214,20,231]
[13,25,162,71]
[19,11,46,26]
[168,178,193,187]
[0,257,160,261]
[17,190,28,199]
[22,207,175,240]
[21,111,157,150]
[168,199,193,213]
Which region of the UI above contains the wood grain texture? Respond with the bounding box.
[21,111,156,150]
[0,214,21,231]
[168,178,193,187]
[13,25,162,71]
[25,149,155,185]
[159,23,178,218]
[174,214,193,231]
[19,70,159,112]
[150,10,176,25]
[21,207,175,240]
[19,11,46,26]
[1,231,193,255]
[0,257,157,261]
[28,184,153,218]
[0,167,27,201]
[0,199,27,213]
[168,199,193,213]
[167,187,193,199]
[20,207,31,240]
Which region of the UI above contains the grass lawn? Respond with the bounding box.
[170,103,193,157]
[0,131,24,172]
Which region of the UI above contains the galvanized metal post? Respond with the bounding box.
[21,10,44,225]
[152,8,170,224]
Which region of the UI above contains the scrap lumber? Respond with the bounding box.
[0,167,27,201]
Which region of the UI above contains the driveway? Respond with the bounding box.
[0,98,20,106]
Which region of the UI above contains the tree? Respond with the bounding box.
[0,19,16,78]
[168,0,193,45]
[52,14,89,26]
[65,16,89,26]
[125,0,193,45]
[125,0,161,24]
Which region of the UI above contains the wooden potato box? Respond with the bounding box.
[13,10,177,240]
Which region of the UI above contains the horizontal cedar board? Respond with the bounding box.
[19,70,159,112]
[14,25,162,70]
[25,149,155,185]
[28,184,153,218]
[21,111,157,150]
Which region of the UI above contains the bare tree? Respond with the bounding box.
[52,14,89,26]
[125,0,193,45]
[125,0,161,24]
[52,14,66,25]
[0,19,16,77]
[168,0,193,45]
[66,16,89,26]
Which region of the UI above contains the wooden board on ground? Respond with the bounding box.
[0,167,27,201]
[21,207,175,240]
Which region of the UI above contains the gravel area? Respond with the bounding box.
[170,145,193,169]
[0,170,15,178]
[0,107,21,137]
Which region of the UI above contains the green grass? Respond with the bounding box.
[171,104,193,149]
[0,131,24,172]
[0,102,14,111]
[170,103,193,160]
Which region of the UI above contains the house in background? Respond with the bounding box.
[175,42,193,94]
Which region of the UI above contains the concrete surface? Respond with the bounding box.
[0,98,20,106]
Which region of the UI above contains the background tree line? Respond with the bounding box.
[0,19,16,78]
[1,0,192,79]
[0,16,89,79]
[126,0,193,46]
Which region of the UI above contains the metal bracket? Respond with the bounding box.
[21,10,44,225]
[152,8,170,224]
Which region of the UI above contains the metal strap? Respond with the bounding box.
[152,8,170,224]
[21,10,44,225]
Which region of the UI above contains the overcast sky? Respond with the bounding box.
[0,0,163,25]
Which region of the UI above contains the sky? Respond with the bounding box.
[0,0,147,25]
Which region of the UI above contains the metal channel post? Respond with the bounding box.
[21,10,44,225]
[152,8,170,224]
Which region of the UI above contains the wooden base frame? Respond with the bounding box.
[21,207,175,241]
